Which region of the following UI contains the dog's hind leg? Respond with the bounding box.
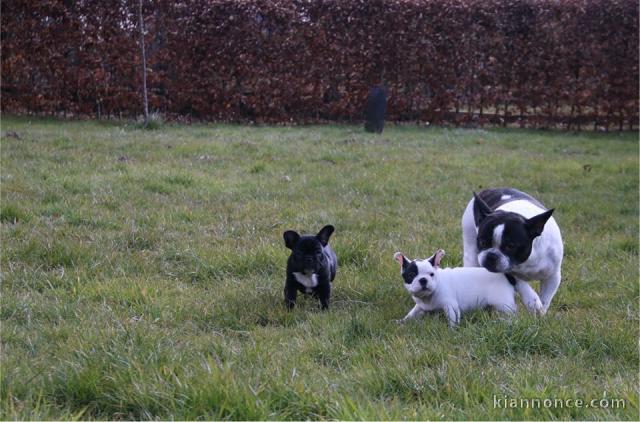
[539,271,561,313]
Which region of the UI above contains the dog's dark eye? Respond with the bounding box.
[503,243,516,252]
[428,272,434,277]
[406,272,416,279]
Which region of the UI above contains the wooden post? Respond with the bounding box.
[138,0,149,126]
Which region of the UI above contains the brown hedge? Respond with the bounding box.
[1,0,638,129]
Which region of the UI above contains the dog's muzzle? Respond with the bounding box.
[481,250,510,272]
[413,286,433,299]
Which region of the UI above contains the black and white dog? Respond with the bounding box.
[283,225,337,310]
[461,188,563,314]
[395,249,517,327]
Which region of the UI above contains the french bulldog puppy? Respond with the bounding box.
[461,188,563,314]
[283,225,337,310]
[395,250,517,327]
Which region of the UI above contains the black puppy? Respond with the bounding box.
[283,225,337,310]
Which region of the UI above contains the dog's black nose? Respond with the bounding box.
[486,252,498,264]
[419,278,427,287]
[484,253,499,272]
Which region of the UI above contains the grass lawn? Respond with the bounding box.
[1,115,638,420]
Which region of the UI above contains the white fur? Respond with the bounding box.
[400,258,517,327]
[492,223,505,245]
[293,272,318,293]
[461,198,563,314]
[474,223,511,272]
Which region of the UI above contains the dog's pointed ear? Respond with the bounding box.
[427,249,445,268]
[283,230,300,249]
[316,225,334,246]
[525,209,554,239]
[393,252,410,269]
[473,192,493,225]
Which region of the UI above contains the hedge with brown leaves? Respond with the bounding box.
[2,0,637,129]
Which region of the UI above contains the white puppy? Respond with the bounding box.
[395,250,517,327]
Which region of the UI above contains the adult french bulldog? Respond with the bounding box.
[283,225,337,310]
[461,188,563,314]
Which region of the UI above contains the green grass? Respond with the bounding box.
[1,115,638,420]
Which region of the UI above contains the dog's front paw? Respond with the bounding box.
[536,304,547,316]
[525,296,545,316]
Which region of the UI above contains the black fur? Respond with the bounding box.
[364,86,387,133]
[401,261,418,284]
[473,189,555,271]
[283,225,337,310]
[473,188,546,226]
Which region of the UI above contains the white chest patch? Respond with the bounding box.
[293,272,318,292]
